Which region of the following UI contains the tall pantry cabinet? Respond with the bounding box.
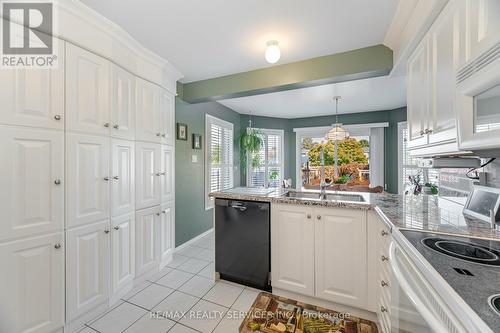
[0,39,177,333]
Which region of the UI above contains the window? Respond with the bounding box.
[398,122,439,194]
[247,129,284,188]
[205,115,234,209]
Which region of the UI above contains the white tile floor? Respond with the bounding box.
[80,231,259,333]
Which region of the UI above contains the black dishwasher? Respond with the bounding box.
[215,199,271,291]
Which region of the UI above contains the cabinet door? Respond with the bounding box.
[111,65,136,140]
[111,139,135,217]
[271,204,315,296]
[468,0,500,60]
[160,90,175,145]
[135,207,160,277]
[160,145,174,203]
[66,220,110,322]
[0,233,64,333]
[407,37,430,148]
[67,134,110,228]
[66,43,110,136]
[111,213,135,299]
[0,127,64,241]
[136,142,161,210]
[136,78,161,143]
[159,202,174,270]
[314,208,367,308]
[428,0,466,145]
[0,42,64,129]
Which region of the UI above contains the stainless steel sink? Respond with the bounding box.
[284,191,365,202]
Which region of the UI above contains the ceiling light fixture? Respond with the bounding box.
[326,96,349,141]
[265,40,281,64]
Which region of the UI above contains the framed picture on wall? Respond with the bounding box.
[177,123,188,140]
[192,134,202,149]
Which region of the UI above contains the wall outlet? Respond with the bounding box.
[191,155,198,163]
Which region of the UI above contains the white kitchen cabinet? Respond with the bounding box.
[110,212,135,303]
[271,204,315,297]
[468,0,500,61]
[160,145,175,203]
[0,232,64,333]
[0,42,64,130]
[314,207,367,308]
[407,36,430,149]
[66,43,111,136]
[136,78,161,143]
[0,127,64,241]
[111,65,136,140]
[66,134,110,228]
[66,220,110,322]
[135,206,160,277]
[428,0,466,145]
[159,202,174,270]
[111,138,135,217]
[160,89,175,145]
[136,142,161,210]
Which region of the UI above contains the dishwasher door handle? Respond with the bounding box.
[230,204,247,212]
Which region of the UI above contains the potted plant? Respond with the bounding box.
[239,127,263,175]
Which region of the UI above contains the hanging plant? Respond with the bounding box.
[239,128,263,174]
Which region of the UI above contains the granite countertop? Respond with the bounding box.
[210,187,500,241]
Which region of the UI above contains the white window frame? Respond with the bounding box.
[294,123,388,190]
[398,121,419,194]
[246,128,284,188]
[205,114,234,210]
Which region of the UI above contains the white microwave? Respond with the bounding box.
[456,42,500,152]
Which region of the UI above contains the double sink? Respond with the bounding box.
[283,191,366,202]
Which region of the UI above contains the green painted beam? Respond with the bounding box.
[182,44,392,103]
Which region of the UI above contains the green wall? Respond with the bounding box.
[239,108,407,193]
[175,98,241,247]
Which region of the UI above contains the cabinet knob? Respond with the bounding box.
[317,215,321,220]
[54,243,62,249]
[156,212,161,216]
[54,179,61,185]
[156,133,161,137]
[114,226,120,230]
[162,210,167,214]
[104,123,110,128]
[155,172,162,176]
[381,230,389,236]
[162,134,166,138]
[113,124,119,129]
[381,255,389,262]
[104,229,110,234]
[54,115,61,121]
[161,172,166,176]
[380,305,388,313]
[104,177,110,181]
[113,176,119,180]
[306,214,311,219]
[381,280,389,287]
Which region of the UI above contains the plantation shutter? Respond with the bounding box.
[206,115,234,209]
[248,129,284,188]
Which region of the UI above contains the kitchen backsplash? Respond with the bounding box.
[436,158,500,204]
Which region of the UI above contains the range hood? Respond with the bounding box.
[417,157,481,168]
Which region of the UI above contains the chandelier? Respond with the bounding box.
[326,96,349,141]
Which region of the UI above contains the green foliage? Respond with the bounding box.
[269,170,279,180]
[333,174,350,184]
[302,138,315,150]
[359,139,370,148]
[211,146,221,164]
[239,129,263,174]
[307,138,368,166]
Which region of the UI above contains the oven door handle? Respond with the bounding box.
[389,241,451,333]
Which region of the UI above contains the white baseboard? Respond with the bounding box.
[273,288,377,323]
[174,228,214,252]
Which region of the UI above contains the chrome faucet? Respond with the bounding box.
[319,148,331,199]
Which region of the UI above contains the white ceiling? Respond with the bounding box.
[79,0,399,82]
[218,76,407,118]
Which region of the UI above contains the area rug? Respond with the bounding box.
[239,292,378,333]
